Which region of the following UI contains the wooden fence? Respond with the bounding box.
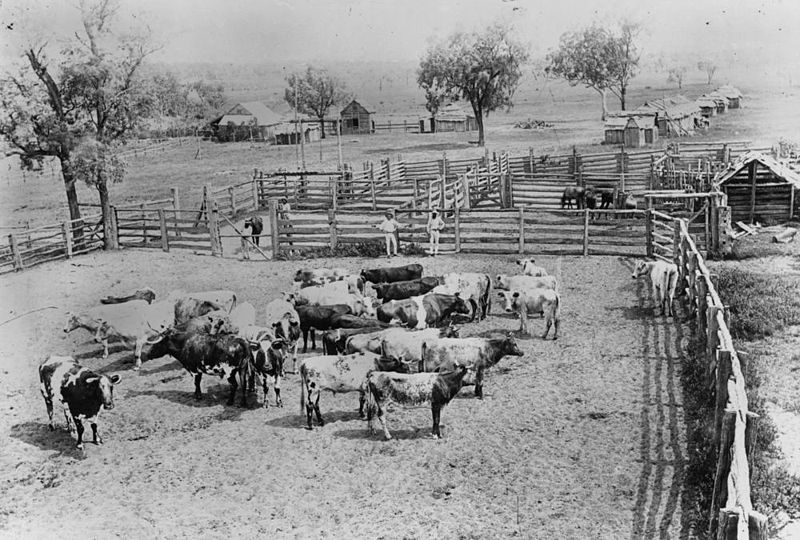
[672,220,768,539]
[115,207,220,255]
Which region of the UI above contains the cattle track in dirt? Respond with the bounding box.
[0,249,689,538]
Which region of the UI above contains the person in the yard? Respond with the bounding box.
[426,208,445,256]
[377,210,401,258]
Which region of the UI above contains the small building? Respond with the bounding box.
[716,85,743,109]
[340,99,374,135]
[706,92,729,114]
[274,112,321,145]
[210,101,282,142]
[604,114,658,147]
[696,96,719,118]
[714,151,800,223]
[431,103,478,133]
[635,95,702,137]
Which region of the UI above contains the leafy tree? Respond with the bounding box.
[284,67,348,138]
[0,0,157,248]
[667,65,687,89]
[417,23,529,146]
[545,22,641,120]
[697,59,718,85]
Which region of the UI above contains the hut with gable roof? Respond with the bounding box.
[340,99,375,135]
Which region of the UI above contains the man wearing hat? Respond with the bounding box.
[426,207,445,256]
[376,209,401,258]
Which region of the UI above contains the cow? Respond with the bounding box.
[372,277,442,302]
[561,186,586,209]
[598,189,615,209]
[243,216,264,246]
[100,288,156,305]
[251,338,286,408]
[147,327,252,406]
[495,274,558,293]
[299,352,408,429]
[360,263,423,284]
[63,300,173,369]
[377,293,469,329]
[498,289,560,339]
[174,297,224,326]
[39,355,122,451]
[348,326,459,366]
[229,302,256,331]
[296,304,352,353]
[632,259,679,317]
[516,258,548,277]
[365,365,469,440]
[584,187,597,209]
[167,290,237,313]
[420,335,523,398]
[285,288,375,317]
[431,273,492,321]
[321,326,388,355]
[264,299,301,373]
[294,268,365,295]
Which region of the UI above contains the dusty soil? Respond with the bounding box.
[0,250,690,539]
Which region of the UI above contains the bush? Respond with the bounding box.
[274,240,385,260]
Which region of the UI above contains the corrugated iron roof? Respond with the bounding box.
[635,95,700,118]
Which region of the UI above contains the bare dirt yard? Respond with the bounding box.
[0,249,691,539]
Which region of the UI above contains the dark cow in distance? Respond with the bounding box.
[39,355,122,451]
[360,263,423,284]
[372,276,441,302]
[243,216,264,246]
[100,288,156,305]
[296,304,352,353]
[366,365,469,440]
[377,293,469,329]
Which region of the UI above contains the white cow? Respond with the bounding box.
[516,258,548,277]
[431,272,492,321]
[167,289,237,312]
[498,289,560,339]
[632,259,679,317]
[495,274,558,293]
[229,302,256,331]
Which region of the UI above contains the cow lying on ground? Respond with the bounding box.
[632,259,679,317]
[372,277,441,302]
[251,338,286,408]
[516,259,548,277]
[100,288,156,305]
[299,352,408,429]
[148,327,252,406]
[420,335,523,398]
[365,365,469,440]
[346,326,459,365]
[294,268,365,295]
[361,263,423,284]
[498,289,560,339]
[39,355,122,451]
[377,293,469,329]
[285,289,375,317]
[431,272,491,321]
[174,297,224,326]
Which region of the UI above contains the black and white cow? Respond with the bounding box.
[251,339,287,408]
[377,293,470,329]
[39,355,122,451]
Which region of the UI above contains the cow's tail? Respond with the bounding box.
[229,294,238,313]
[482,274,492,318]
[299,362,307,415]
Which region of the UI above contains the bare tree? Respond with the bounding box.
[697,60,718,85]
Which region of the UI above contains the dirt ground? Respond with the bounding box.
[0,250,691,539]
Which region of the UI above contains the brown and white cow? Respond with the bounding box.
[299,352,408,429]
[376,293,469,329]
[346,326,459,365]
[632,259,679,317]
[498,288,560,339]
[39,355,122,451]
[420,335,523,398]
[294,268,365,295]
[251,338,287,408]
[516,258,548,277]
[264,299,302,373]
[365,365,469,440]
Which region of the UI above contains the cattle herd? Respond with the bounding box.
[41,254,677,452]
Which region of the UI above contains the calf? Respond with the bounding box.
[360,263,423,284]
[251,339,286,408]
[296,304,353,352]
[516,258,548,277]
[39,355,122,451]
[366,365,469,440]
[498,289,560,339]
[299,352,408,429]
[632,259,679,317]
[264,299,301,373]
[100,288,156,305]
[421,335,523,398]
[372,277,441,302]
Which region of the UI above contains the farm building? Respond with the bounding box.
[706,92,729,114]
[340,99,374,135]
[696,96,719,118]
[274,113,321,145]
[431,103,478,133]
[210,101,282,142]
[634,95,702,137]
[716,85,743,109]
[714,151,800,223]
[603,115,658,147]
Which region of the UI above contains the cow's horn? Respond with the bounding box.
[145,334,164,345]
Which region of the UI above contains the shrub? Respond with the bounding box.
[274,240,385,260]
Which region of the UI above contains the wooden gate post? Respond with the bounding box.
[9,234,23,270]
[328,209,338,249]
[62,221,73,258]
[518,206,525,254]
[140,203,147,245]
[454,207,461,253]
[208,201,222,257]
[252,179,259,211]
[461,172,471,209]
[228,186,236,216]
[108,207,119,248]
[269,199,280,257]
[369,163,377,211]
[709,408,736,537]
[645,209,654,257]
[583,208,590,256]
[158,209,169,252]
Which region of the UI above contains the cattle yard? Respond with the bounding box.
[0,250,692,538]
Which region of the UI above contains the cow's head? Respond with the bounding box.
[273,317,300,345]
[136,288,157,304]
[146,327,184,361]
[501,333,524,357]
[498,290,521,313]
[354,297,376,317]
[632,260,649,279]
[63,313,81,333]
[86,373,122,410]
[495,274,509,290]
[282,292,298,305]
[516,258,534,269]
[451,293,471,316]
[441,323,459,338]
[266,339,287,376]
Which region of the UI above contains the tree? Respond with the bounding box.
[545,22,641,120]
[417,24,529,147]
[284,67,348,138]
[0,0,157,248]
[667,65,687,89]
[697,60,718,85]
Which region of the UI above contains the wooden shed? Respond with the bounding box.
[432,103,478,133]
[716,85,743,109]
[274,112,321,145]
[696,96,718,118]
[715,151,800,223]
[340,99,374,135]
[604,115,657,147]
[635,95,702,137]
[211,101,282,142]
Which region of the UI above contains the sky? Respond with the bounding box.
[0,0,798,66]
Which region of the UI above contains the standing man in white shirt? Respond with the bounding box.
[377,210,401,258]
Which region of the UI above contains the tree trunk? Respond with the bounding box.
[599,89,608,121]
[59,156,85,248]
[620,85,627,111]
[97,177,117,250]
[472,103,485,147]
[319,117,326,139]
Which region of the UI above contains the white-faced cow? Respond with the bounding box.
[251,338,287,408]
[516,258,548,277]
[39,355,122,451]
[376,293,469,329]
[264,299,302,373]
[299,352,408,429]
[365,365,469,440]
[431,272,492,321]
[421,335,523,398]
[495,274,558,293]
[360,263,423,284]
[632,259,679,317]
[498,289,560,339]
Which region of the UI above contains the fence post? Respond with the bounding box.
[673,220,682,269]
[413,179,419,211]
[528,147,535,174]
[583,209,590,256]
[645,209,654,257]
[461,172,471,209]
[228,186,236,216]
[158,209,169,252]
[171,187,181,238]
[328,209,337,249]
[518,206,525,254]
[9,234,23,270]
[62,221,73,258]
[713,350,732,451]
[331,177,338,212]
[369,163,377,211]
[108,207,119,248]
[454,207,461,253]
[709,408,736,537]
[269,199,280,257]
[140,203,147,245]
[252,179,259,211]
[208,201,222,257]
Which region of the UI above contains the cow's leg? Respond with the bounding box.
[89,416,102,445]
[74,417,85,450]
[62,404,74,433]
[43,393,55,430]
[134,337,145,371]
[358,390,366,418]
[302,328,309,353]
[274,375,282,407]
[542,318,552,340]
[261,373,269,409]
[291,341,299,374]
[101,338,109,359]
[193,373,203,400]
[311,328,317,350]
[431,403,442,439]
[377,403,391,440]
[475,368,484,399]
[227,371,239,406]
